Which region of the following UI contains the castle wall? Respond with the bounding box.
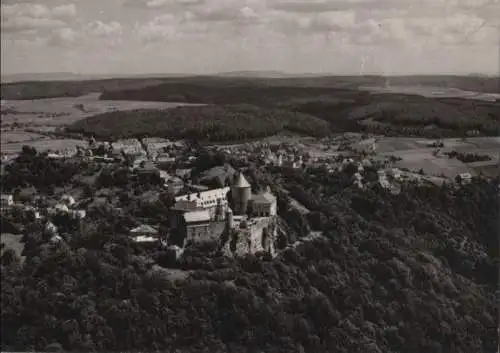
[185,221,226,246]
[222,216,277,257]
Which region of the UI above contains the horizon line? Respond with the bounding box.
[2,71,499,82]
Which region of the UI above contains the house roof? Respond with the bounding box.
[233,172,250,188]
[183,210,211,224]
[133,236,158,243]
[175,187,230,204]
[130,224,158,234]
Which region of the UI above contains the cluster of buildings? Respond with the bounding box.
[36,137,183,170]
[1,191,87,242]
[214,142,308,168]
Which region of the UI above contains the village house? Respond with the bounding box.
[457,173,472,184]
[130,224,160,243]
[44,221,58,236]
[60,195,76,207]
[0,194,14,209]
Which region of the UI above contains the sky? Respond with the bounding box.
[1,0,499,76]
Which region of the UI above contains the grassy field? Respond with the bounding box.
[374,137,500,178]
[1,138,88,154]
[1,93,203,127]
[359,85,500,102]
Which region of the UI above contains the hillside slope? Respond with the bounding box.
[66,104,331,141]
[1,176,497,353]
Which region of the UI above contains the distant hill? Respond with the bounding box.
[214,70,290,78]
[2,73,76,83]
[66,104,331,142]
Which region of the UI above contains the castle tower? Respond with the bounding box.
[226,208,234,230]
[231,172,251,215]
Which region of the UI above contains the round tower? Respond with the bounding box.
[231,172,251,215]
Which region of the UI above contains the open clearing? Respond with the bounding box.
[359,85,500,102]
[1,138,88,154]
[373,137,500,178]
[1,93,203,127]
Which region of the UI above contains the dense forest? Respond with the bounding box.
[0,147,90,194]
[75,82,500,139]
[1,151,498,352]
[66,104,331,141]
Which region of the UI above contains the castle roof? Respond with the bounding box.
[233,172,250,188]
[130,224,158,234]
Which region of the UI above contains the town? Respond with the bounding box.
[2,131,497,269]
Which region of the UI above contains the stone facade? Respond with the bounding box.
[169,170,278,257]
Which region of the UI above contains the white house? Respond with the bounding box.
[54,203,69,213]
[44,221,58,235]
[71,210,86,219]
[389,168,402,180]
[130,224,159,238]
[60,195,76,207]
[353,172,363,181]
[458,173,472,184]
[0,194,14,208]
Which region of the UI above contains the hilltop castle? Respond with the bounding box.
[167,171,278,257]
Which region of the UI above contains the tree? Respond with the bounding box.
[21,145,37,156]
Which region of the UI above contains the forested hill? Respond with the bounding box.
[97,82,500,137]
[2,75,497,101]
[1,174,498,352]
[66,104,331,141]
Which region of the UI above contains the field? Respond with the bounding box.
[359,85,500,102]
[372,137,500,178]
[1,138,89,154]
[1,93,201,127]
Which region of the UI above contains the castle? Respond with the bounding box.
[167,172,278,257]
